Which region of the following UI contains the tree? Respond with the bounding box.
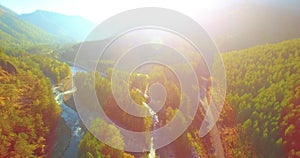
[79,118,126,158]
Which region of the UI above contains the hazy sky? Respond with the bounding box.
[1,0,239,23]
[1,0,299,24]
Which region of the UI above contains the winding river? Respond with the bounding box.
[52,66,199,158]
[52,66,86,158]
[52,66,160,158]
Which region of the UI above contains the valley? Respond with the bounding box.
[0,1,300,158]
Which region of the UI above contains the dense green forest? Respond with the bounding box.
[0,48,71,157]
[74,39,300,158]
[184,39,300,158]
[0,27,299,158]
[74,65,191,157]
[79,118,135,158]
[223,39,300,157]
[74,71,151,158]
[1,1,299,157]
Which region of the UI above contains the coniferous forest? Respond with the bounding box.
[74,39,300,158]
[0,49,70,157]
[1,2,300,158]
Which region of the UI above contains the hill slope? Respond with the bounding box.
[21,10,95,42]
[0,5,58,48]
[223,38,300,157]
[200,2,300,52]
[0,50,61,157]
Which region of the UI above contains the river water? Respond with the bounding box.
[143,102,158,158]
[53,66,160,158]
[52,66,198,158]
[53,66,86,158]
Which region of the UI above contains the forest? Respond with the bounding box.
[1,2,300,158]
[74,39,300,158]
[1,38,299,158]
[224,39,300,157]
[0,48,71,157]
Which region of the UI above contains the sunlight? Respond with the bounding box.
[50,0,232,23]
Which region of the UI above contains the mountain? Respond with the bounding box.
[61,1,300,62]
[0,5,58,48]
[21,10,95,42]
[199,1,300,52]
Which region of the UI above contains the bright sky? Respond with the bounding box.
[0,0,238,23]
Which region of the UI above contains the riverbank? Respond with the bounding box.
[57,75,78,111]
[50,117,72,158]
[49,77,73,158]
[51,65,87,158]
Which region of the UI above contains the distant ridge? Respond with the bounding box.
[200,2,300,52]
[0,5,58,48]
[21,10,95,42]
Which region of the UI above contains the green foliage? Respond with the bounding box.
[74,70,152,132]
[224,38,300,157]
[0,5,58,49]
[75,63,196,157]
[20,10,94,42]
[279,81,300,157]
[30,54,71,83]
[75,38,300,157]
[0,49,64,157]
[78,118,131,158]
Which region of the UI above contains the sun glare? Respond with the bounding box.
[67,0,230,23]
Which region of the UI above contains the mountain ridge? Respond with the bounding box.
[21,10,95,42]
[0,5,58,48]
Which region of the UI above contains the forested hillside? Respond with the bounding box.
[0,5,59,48]
[1,2,299,157]
[75,39,300,157]
[0,48,71,157]
[200,1,300,52]
[21,10,95,42]
[223,38,300,157]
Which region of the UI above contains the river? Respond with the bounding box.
[52,66,199,158]
[52,66,86,158]
[52,66,160,158]
[143,101,158,158]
